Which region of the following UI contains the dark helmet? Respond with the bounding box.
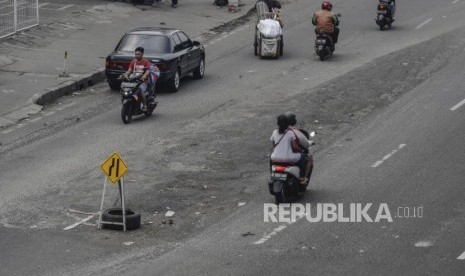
[322,1,332,11]
[285,112,297,126]
[277,114,289,133]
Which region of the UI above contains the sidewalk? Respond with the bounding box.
[0,0,256,129]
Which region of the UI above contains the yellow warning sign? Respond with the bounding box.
[100,152,128,184]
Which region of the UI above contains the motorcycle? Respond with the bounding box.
[375,2,394,30]
[314,33,334,61]
[120,76,157,124]
[268,131,316,204]
[314,13,341,61]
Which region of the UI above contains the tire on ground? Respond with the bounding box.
[101,208,141,230]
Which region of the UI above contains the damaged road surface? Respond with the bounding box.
[1,0,465,275]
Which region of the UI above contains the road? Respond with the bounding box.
[1,0,465,275]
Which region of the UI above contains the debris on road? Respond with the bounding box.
[241,232,255,237]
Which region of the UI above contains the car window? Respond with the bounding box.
[117,34,170,53]
[171,34,182,52]
[176,32,192,49]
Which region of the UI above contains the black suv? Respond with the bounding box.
[105,27,205,92]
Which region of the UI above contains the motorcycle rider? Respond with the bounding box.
[379,0,396,20]
[119,46,151,111]
[270,114,312,185]
[257,0,282,12]
[312,1,340,52]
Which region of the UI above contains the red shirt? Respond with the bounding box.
[129,58,151,83]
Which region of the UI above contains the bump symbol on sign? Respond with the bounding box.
[100,152,128,184]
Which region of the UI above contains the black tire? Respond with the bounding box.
[319,53,325,61]
[254,44,258,56]
[380,24,385,31]
[274,181,292,204]
[280,36,284,56]
[193,58,205,79]
[121,102,132,124]
[168,69,180,93]
[101,208,141,231]
[109,81,121,91]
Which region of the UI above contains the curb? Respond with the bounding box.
[34,69,105,106]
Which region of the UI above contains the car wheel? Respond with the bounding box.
[109,81,121,91]
[101,208,141,231]
[168,69,180,93]
[193,58,205,79]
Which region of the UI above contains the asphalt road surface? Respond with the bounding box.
[1,0,465,275]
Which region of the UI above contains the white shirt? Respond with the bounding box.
[270,129,301,163]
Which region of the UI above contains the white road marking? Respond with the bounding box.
[38,2,50,8]
[57,4,74,10]
[253,224,288,245]
[452,0,461,4]
[1,129,14,134]
[253,211,308,245]
[450,98,465,111]
[415,240,433,247]
[63,214,95,231]
[372,144,407,168]
[415,18,433,30]
[457,251,465,260]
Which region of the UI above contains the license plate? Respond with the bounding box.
[378,10,387,14]
[271,173,287,180]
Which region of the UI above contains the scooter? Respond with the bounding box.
[314,13,341,61]
[269,131,316,204]
[120,76,157,124]
[375,2,394,30]
[314,33,334,61]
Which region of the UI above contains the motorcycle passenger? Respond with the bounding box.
[312,1,340,52]
[257,0,282,12]
[270,114,311,185]
[285,112,314,180]
[379,0,396,19]
[285,112,309,139]
[120,46,151,111]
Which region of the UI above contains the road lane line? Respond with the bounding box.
[57,4,74,10]
[415,18,433,30]
[253,224,287,245]
[372,144,407,168]
[457,251,465,260]
[452,0,461,4]
[38,2,50,8]
[253,212,306,245]
[1,129,14,134]
[450,98,465,111]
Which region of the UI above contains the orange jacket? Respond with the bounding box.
[312,10,336,34]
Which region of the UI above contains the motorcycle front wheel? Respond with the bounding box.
[121,102,133,124]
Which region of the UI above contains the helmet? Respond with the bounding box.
[285,112,297,126]
[322,1,332,11]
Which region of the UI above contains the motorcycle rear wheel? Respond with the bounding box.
[275,185,290,204]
